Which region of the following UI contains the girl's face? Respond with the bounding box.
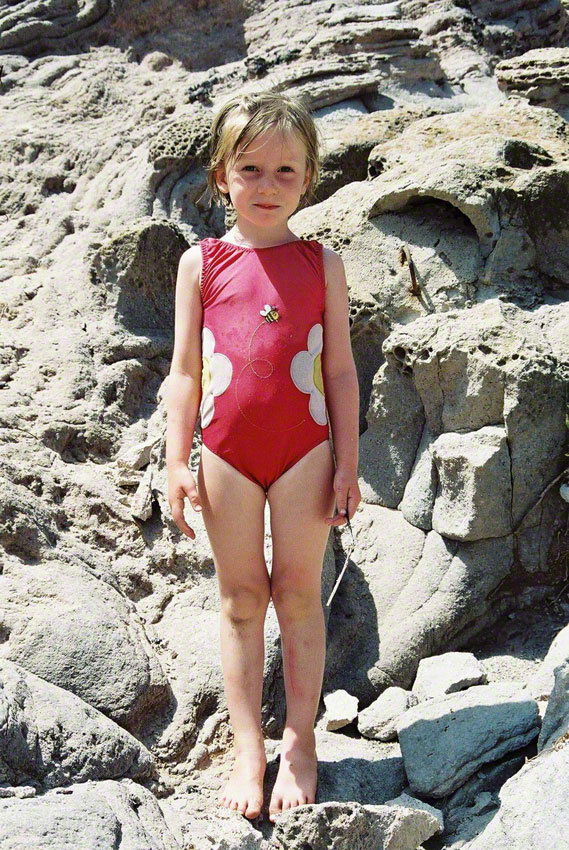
[215,126,311,232]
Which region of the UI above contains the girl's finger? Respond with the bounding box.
[170,498,197,539]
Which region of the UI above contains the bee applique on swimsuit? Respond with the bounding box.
[199,238,330,491]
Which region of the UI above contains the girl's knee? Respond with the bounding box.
[220,583,270,625]
[270,575,321,621]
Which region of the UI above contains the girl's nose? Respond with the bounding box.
[258,173,277,193]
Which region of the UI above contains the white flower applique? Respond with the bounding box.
[200,327,233,428]
[290,323,327,425]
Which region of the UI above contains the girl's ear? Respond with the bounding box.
[301,167,311,195]
[215,164,229,194]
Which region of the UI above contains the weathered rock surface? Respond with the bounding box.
[398,423,437,531]
[467,742,569,850]
[0,554,168,732]
[412,652,487,701]
[358,687,417,742]
[396,682,540,797]
[525,622,569,700]
[537,659,569,751]
[430,426,512,541]
[496,46,569,106]
[1,0,569,847]
[271,799,443,850]
[323,689,359,731]
[0,659,154,790]
[325,508,515,700]
[0,778,180,849]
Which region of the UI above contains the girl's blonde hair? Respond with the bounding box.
[207,91,320,207]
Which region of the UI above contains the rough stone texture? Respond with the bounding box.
[396,682,541,797]
[496,47,569,106]
[0,554,168,732]
[358,687,418,742]
[398,423,437,531]
[537,660,569,751]
[525,622,569,700]
[1,0,569,845]
[0,659,154,789]
[358,361,425,507]
[271,799,442,850]
[467,742,569,850]
[430,426,512,541]
[325,505,515,701]
[380,300,568,572]
[0,778,180,849]
[323,689,359,731]
[412,652,487,701]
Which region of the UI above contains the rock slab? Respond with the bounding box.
[271,799,442,850]
[396,682,540,797]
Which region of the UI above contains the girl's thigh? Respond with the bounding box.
[266,440,336,594]
[197,443,269,592]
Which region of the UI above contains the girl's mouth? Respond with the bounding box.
[255,203,279,209]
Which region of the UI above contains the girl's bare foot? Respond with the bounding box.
[219,745,267,819]
[268,730,317,822]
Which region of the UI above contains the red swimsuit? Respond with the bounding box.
[199,237,330,491]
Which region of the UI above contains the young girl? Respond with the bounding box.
[166,91,361,822]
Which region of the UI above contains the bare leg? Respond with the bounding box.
[266,440,336,821]
[198,444,270,819]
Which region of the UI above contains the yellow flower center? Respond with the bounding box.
[313,353,324,395]
[202,356,211,392]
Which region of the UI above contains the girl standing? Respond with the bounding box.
[166,91,360,822]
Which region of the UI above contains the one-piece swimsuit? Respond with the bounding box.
[198,237,330,491]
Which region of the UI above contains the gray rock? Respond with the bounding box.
[398,423,437,531]
[359,361,425,507]
[0,659,153,789]
[430,426,512,541]
[0,778,180,850]
[412,652,487,700]
[538,660,569,752]
[467,742,569,850]
[384,791,444,832]
[323,689,359,731]
[358,687,417,741]
[496,47,569,107]
[396,682,541,797]
[302,730,406,806]
[325,508,515,701]
[525,622,569,700]
[0,556,168,731]
[271,799,442,850]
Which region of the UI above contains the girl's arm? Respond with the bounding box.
[165,245,204,538]
[321,247,361,525]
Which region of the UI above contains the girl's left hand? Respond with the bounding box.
[326,467,361,526]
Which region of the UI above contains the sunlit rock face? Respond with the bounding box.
[1,1,568,847]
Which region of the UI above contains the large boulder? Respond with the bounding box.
[324,505,515,701]
[0,660,153,789]
[0,778,180,850]
[467,741,569,850]
[0,554,168,732]
[396,682,540,797]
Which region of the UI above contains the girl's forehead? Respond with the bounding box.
[237,127,307,159]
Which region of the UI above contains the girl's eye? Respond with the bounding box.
[279,166,294,173]
[242,165,258,172]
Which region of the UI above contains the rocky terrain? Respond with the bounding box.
[1,0,569,848]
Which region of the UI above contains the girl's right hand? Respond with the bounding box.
[167,462,203,539]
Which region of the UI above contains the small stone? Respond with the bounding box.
[412,652,486,700]
[358,687,417,741]
[323,689,359,731]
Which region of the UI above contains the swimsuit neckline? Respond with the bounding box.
[209,237,314,252]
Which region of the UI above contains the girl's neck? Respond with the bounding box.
[224,221,300,249]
